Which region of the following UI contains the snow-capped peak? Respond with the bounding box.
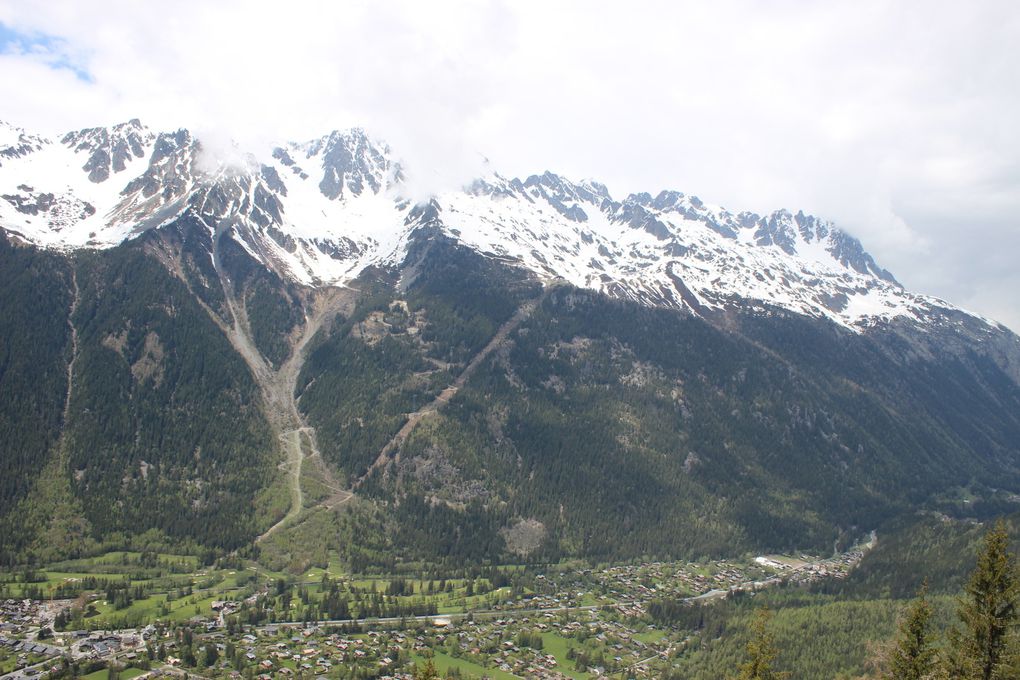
[60,119,155,183]
[0,121,48,166]
[277,128,403,202]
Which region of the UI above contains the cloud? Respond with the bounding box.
[1,0,1018,330]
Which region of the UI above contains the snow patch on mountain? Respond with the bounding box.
[441,172,929,329]
[0,120,992,333]
[0,122,154,248]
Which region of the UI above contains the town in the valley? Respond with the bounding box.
[0,538,871,679]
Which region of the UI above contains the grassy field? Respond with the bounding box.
[0,551,205,598]
[412,651,520,680]
[633,628,668,644]
[0,548,529,631]
[540,632,590,680]
[0,557,263,629]
[300,553,347,581]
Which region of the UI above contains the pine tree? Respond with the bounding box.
[203,643,219,667]
[886,581,937,680]
[733,607,790,680]
[414,657,439,680]
[943,520,1020,680]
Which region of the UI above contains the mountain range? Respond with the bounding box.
[1,118,979,330]
[2,119,1019,570]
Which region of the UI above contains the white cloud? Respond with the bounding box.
[1,0,1018,330]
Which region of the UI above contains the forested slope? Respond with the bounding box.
[2,226,1020,568]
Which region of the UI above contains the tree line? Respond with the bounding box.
[734,520,1020,679]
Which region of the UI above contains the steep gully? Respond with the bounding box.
[200,222,353,542]
[62,268,80,426]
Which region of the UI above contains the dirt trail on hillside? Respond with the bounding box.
[257,429,304,541]
[62,268,80,424]
[354,290,547,488]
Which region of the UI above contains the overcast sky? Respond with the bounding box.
[1,0,1018,330]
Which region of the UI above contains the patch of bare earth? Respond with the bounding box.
[502,518,547,557]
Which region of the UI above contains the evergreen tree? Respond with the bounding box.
[204,644,219,667]
[943,520,1020,680]
[414,657,439,680]
[886,581,937,680]
[733,607,790,680]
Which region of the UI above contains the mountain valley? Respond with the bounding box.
[1,119,1019,573]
